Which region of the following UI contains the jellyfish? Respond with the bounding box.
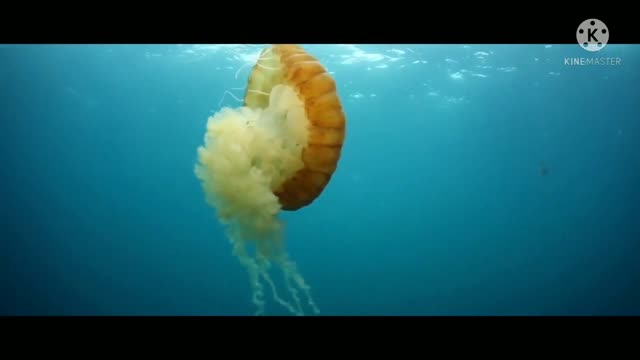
[194,44,346,316]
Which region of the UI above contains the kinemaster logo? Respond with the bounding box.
[564,18,622,66]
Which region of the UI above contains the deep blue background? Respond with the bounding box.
[1,44,638,315]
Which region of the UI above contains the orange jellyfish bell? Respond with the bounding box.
[244,44,346,210]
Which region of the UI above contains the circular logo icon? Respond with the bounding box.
[577,19,609,52]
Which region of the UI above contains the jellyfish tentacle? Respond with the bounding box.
[258,262,301,316]
[247,89,271,97]
[217,90,245,108]
[231,239,266,316]
[234,47,274,79]
[281,264,305,316]
[279,257,320,315]
[256,63,279,71]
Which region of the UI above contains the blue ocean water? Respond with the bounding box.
[1,44,638,316]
